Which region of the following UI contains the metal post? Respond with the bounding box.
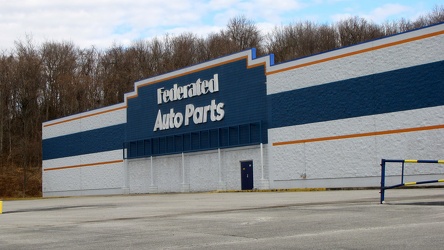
[260,143,264,180]
[182,152,185,185]
[124,159,129,188]
[218,148,222,183]
[401,161,405,184]
[150,156,154,186]
[380,159,386,204]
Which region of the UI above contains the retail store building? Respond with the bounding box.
[42,23,444,196]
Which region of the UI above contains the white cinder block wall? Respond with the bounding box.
[266,24,444,189]
[42,104,127,196]
[128,145,268,193]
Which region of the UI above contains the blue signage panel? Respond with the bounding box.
[125,58,267,158]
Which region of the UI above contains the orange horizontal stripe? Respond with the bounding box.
[44,159,124,171]
[44,106,127,127]
[267,30,444,75]
[273,124,444,146]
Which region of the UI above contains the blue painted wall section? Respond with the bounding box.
[125,58,268,158]
[268,60,444,129]
[42,124,125,160]
[42,57,268,161]
[42,59,443,161]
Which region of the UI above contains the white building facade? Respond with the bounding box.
[42,23,444,197]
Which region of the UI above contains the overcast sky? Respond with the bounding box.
[0,0,441,52]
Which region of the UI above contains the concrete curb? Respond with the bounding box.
[214,188,327,193]
[214,185,444,193]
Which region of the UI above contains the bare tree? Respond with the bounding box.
[76,46,103,111]
[12,37,43,196]
[98,44,129,105]
[427,5,444,24]
[201,32,233,60]
[127,40,154,80]
[336,16,384,47]
[265,21,338,63]
[222,15,264,53]
[40,41,78,120]
[0,55,12,160]
[162,33,202,71]
[316,24,339,53]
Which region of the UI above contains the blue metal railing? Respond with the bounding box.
[380,159,444,204]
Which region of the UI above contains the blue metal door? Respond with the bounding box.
[241,161,254,190]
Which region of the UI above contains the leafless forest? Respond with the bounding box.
[1,6,443,197]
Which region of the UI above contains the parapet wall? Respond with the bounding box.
[266,24,444,188]
[42,104,127,196]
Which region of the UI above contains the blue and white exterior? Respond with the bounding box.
[42,23,444,197]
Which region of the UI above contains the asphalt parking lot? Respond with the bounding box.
[1,188,444,249]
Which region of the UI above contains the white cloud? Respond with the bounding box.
[329,2,434,24]
[331,13,354,23]
[0,0,441,52]
[0,0,212,51]
[361,4,411,23]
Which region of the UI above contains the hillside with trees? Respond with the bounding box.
[1,5,443,197]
